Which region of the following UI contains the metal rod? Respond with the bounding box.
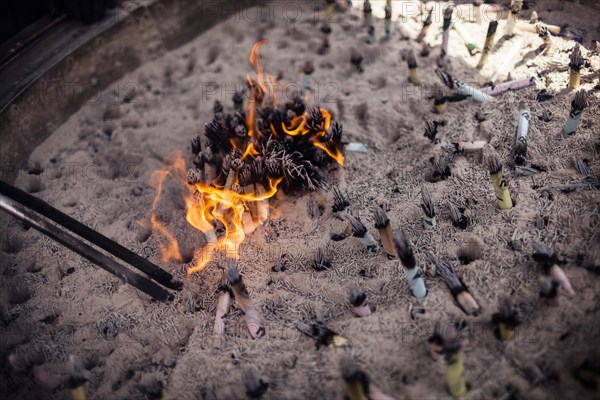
[0,193,174,303]
[0,180,182,290]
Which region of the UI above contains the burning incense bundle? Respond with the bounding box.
[564,90,589,135]
[443,324,467,398]
[480,77,535,96]
[532,241,575,297]
[514,108,531,166]
[373,207,396,259]
[453,19,480,56]
[436,69,493,103]
[416,8,433,42]
[437,5,455,69]
[420,186,436,230]
[436,259,480,315]
[340,359,395,400]
[384,0,392,39]
[226,259,265,339]
[406,49,421,86]
[296,321,349,348]
[492,295,520,341]
[214,274,233,335]
[569,44,584,89]
[486,153,513,210]
[393,230,427,298]
[345,214,379,253]
[477,21,498,68]
[350,286,372,317]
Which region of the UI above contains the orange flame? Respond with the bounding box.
[148,40,344,276]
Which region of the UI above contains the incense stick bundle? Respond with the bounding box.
[202,146,217,185]
[424,120,440,144]
[427,320,446,362]
[67,356,88,400]
[384,1,392,39]
[436,69,493,103]
[296,321,348,348]
[443,324,467,398]
[421,186,436,230]
[448,202,469,230]
[477,21,498,68]
[406,49,421,86]
[232,91,244,111]
[569,44,584,89]
[504,1,523,37]
[373,207,396,259]
[191,135,202,156]
[537,24,553,55]
[350,286,371,317]
[416,8,433,42]
[480,77,535,96]
[301,61,315,97]
[433,84,447,113]
[346,214,379,253]
[226,259,265,339]
[313,247,332,271]
[491,295,520,341]
[532,241,575,296]
[436,259,480,315]
[333,187,350,213]
[393,230,427,298]
[437,5,454,69]
[214,274,233,335]
[340,359,396,400]
[514,108,531,166]
[453,19,480,56]
[489,39,523,83]
[564,90,589,135]
[486,153,513,210]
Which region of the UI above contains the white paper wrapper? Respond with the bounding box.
[405,267,427,298]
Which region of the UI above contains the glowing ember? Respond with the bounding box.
[150,40,344,276]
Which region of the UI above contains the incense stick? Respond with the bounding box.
[491,295,520,341]
[313,247,332,271]
[350,286,372,317]
[214,273,233,335]
[564,90,588,135]
[346,214,379,253]
[301,61,315,97]
[480,77,535,96]
[486,153,513,210]
[436,69,493,103]
[453,19,480,56]
[406,49,421,86]
[443,324,467,398]
[514,108,530,166]
[434,83,448,113]
[477,21,498,68]
[373,207,396,259]
[436,259,480,315]
[437,5,455,70]
[489,39,523,83]
[333,187,350,213]
[393,230,427,298]
[226,259,265,339]
[421,186,436,230]
[569,44,584,89]
[384,0,392,39]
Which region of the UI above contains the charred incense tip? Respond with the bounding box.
[539,276,559,301]
[494,295,519,325]
[572,158,591,177]
[442,323,461,354]
[239,167,253,187]
[303,60,315,75]
[67,355,87,388]
[313,247,332,271]
[225,258,242,286]
[443,4,454,20]
[345,214,368,238]
[349,286,367,307]
[435,68,454,89]
[434,84,446,105]
[373,207,390,229]
[532,240,556,270]
[351,49,363,69]
[392,230,416,269]
[486,153,503,175]
[332,187,350,212]
[569,44,584,70]
[187,168,203,185]
[232,90,244,106]
[213,100,224,114]
[406,49,418,69]
[448,202,468,229]
[243,367,269,399]
[514,139,527,166]
[424,120,440,143]
[436,259,465,295]
[191,135,202,156]
[572,90,589,110]
[297,321,344,348]
[203,146,215,164]
[340,359,370,395]
[421,186,436,218]
[363,0,372,13]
